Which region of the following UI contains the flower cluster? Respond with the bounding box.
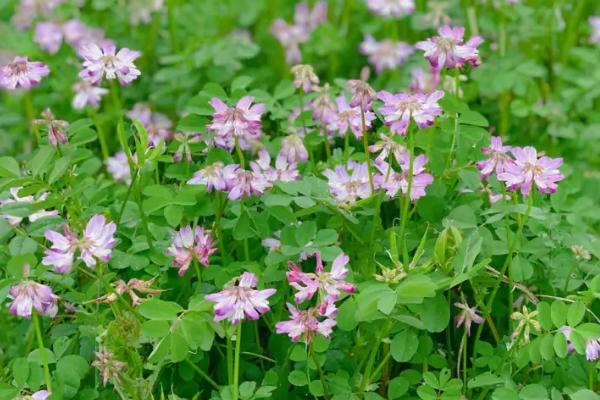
[166,225,216,276]
[207,96,265,151]
[8,278,59,319]
[415,25,483,70]
[127,103,173,146]
[375,154,434,201]
[366,0,415,18]
[78,42,141,86]
[359,35,413,74]
[377,90,444,136]
[0,56,49,90]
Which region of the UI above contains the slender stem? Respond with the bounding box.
[233,323,242,400]
[226,335,234,384]
[110,81,122,116]
[116,169,139,226]
[89,108,109,159]
[361,109,374,193]
[234,136,245,169]
[343,133,350,165]
[167,0,180,52]
[399,125,415,267]
[322,127,331,163]
[23,92,41,144]
[134,178,154,251]
[32,311,52,395]
[184,359,219,390]
[462,330,467,391]
[310,344,329,400]
[214,192,227,261]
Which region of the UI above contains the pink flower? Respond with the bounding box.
[128,0,164,25]
[415,25,483,70]
[328,96,375,139]
[275,303,337,343]
[34,21,63,54]
[78,42,141,85]
[166,225,216,276]
[187,161,228,192]
[0,56,49,90]
[42,214,117,273]
[360,36,413,74]
[377,90,444,135]
[291,64,319,93]
[454,301,484,336]
[308,84,337,125]
[31,390,51,400]
[208,96,265,151]
[294,1,328,31]
[323,161,374,204]
[106,152,132,184]
[586,339,600,361]
[368,133,407,164]
[223,164,272,200]
[8,279,59,319]
[280,134,308,163]
[366,0,415,18]
[559,325,576,353]
[497,146,564,196]
[33,108,68,146]
[410,67,440,94]
[287,253,355,309]
[375,154,433,201]
[63,19,105,51]
[72,80,108,109]
[127,103,172,146]
[251,150,300,183]
[589,17,600,44]
[1,187,58,226]
[476,136,513,179]
[270,20,308,65]
[347,79,377,111]
[205,272,276,324]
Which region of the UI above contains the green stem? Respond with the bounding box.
[235,136,246,169]
[361,109,374,193]
[23,92,41,144]
[184,359,219,390]
[89,108,109,159]
[233,323,242,400]
[310,345,329,400]
[167,0,180,52]
[135,178,154,251]
[226,335,234,384]
[32,311,52,395]
[322,127,331,164]
[343,133,350,165]
[399,125,415,267]
[214,192,227,262]
[116,169,139,226]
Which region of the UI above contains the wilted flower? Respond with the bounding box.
[208,96,265,151]
[415,25,483,70]
[33,108,69,146]
[497,146,564,196]
[251,150,300,183]
[72,80,108,109]
[8,272,59,319]
[476,136,513,179]
[366,0,415,18]
[79,42,141,85]
[375,154,433,201]
[172,132,202,163]
[360,36,413,74]
[510,306,541,343]
[92,350,126,386]
[586,339,600,361]
[275,303,337,343]
[453,301,484,336]
[127,103,172,146]
[374,267,406,284]
[347,79,376,111]
[571,245,591,261]
[223,164,271,200]
[34,21,63,54]
[187,161,227,192]
[368,133,407,164]
[377,90,444,135]
[323,161,374,204]
[280,134,308,163]
[166,225,216,276]
[328,95,375,139]
[1,187,58,226]
[43,214,117,273]
[291,64,319,93]
[106,152,132,184]
[410,67,440,94]
[589,17,600,44]
[205,272,276,324]
[308,84,337,125]
[0,56,49,90]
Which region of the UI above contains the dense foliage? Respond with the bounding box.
[1,0,600,399]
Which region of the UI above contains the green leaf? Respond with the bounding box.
[459,110,489,127]
[12,358,29,388]
[27,146,55,178]
[142,320,170,338]
[233,210,254,240]
[388,376,409,399]
[169,330,189,362]
[396,275,437,304]
[9,236,39,256]
[28,348,56,365]
[567,301,586,327]
[288,370,308,386]
[419,294,450,333]
[295,221,316,246]
[0,156,20,177]
[467,372,503,388]
[553,332,568,358]
[550,301,567,328]
[390,330,419,362]
[164,205,183,227]
[138,299,183,320]
[518,384,547,400]
[536,302,553,331]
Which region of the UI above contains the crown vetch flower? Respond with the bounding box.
[251,150,300,183]
[454,301,484,336]
[497,146,564,196]
[78,42,141,85]
[375,154,433,201]
[106,152,132,184]
[308,84,337,125]
[208,96,265,151]
[280,134,309,163]
[366,0,415,18]
[323,161,374,204]
[415,25,483,70]
[188,161,227,191]
[347,79,377,111]
[328,96,375,139]
[586,339,600,361]
[476,136,513,179]
[360,35,413,74]
[8,276,59,319]
[291,64,319,93]
[72,80,108,109]
[294,1,328,31]
[1,187,58,226]
[166,225,216,276]
[0,56,49,90]
[589,17,600,44]
[410,67,440,94]
[34,21,63,54]
[223,164,271,200]
[275,303,337,343]
[205,272,276,324]
[369,133,407,164]
[92,350,126,386]
[377,90,444,135]
[270,20,308,65]
[33,108,69,146]
[31,390,51,400]
[63,19,105,51]
[127,103,172,146]
[172,132,202,163]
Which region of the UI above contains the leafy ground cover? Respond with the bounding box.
[1,0,600,399]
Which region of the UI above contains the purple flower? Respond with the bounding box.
[127,103,172,146]
[360,35,413,74]
[323,161,374,204]
[308,84,337,125]
[106,152,132,184]
[208,96,265,151]
[559,325,576,353]
[375,154,433,201]
[72,80,108,109]
[280,134,308,163]
[270,20,308,65]
[347,79,377,111]
[0,56,49,90]
[128,0,164,25]
[377,90,444,135]
[368,133,407,164]
[78,42,141,85]
[476,136,513,179]
[31,390,51,400]
[287,253,355,310]
[328,96,375,139]
[291,64,319,93]
[1,187,58,226]
[223,164,272,200]
[294,1,328,31]
[586,339,600,361]
[8,279,59,319]
[275,303,337,343]
[34,21,63,54]
[205,272,276,324]
[366,0,415,18]
[166,225,216,276]
[590,17,600,44]
[33,108,69,146]
[497,146,564,196]
[63,19,105,51]
[251,150,300,183]
[42,214,117,273]
[415,25,483,70]
[410,67,440,94]
[187,161,228,192]
[454,301,484,336]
